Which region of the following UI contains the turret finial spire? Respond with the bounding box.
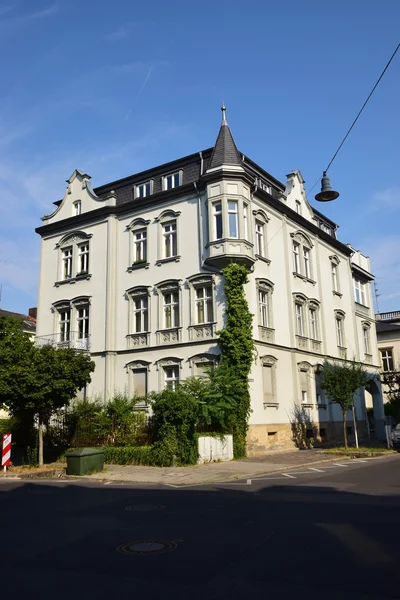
[221,102,227,124]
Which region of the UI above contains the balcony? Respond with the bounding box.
[205,238,255,269]
[36,331,90,352]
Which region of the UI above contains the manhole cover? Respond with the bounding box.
[117,540,177,555]
[125,504,166,512]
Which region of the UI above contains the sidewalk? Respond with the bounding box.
[88,449,347,485]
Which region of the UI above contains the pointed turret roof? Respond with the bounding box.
[208,105,242,170]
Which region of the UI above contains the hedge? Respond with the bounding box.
[102,445,155,465]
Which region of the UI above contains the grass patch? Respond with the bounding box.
[322,446,395,456]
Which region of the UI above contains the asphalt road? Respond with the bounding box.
[1,456,400,600]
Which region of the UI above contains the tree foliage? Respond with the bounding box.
[217,263,254,458]
[320,359,373,448]
[0,316,95,464]
[381,368,400,423]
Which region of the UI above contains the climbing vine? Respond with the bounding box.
[218,263,254,458]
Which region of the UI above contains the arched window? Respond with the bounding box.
[56,231,92,284]
[155,357,183,390]
[155,210,181,264]
[155,279,182,344]
[127,218,150,269]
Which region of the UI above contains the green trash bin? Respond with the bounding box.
[66,448,104,476]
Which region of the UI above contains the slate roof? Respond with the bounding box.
[376,321,400,334]
[0,309,36,333]
[208,119,242,170]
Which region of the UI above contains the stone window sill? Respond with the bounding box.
[293,272,316,285]
[302,403,314,408]
[55,274,91,287]
[317,403,327,409]
[255,254,271,265]
[127,262,150,272]
[156,255,181,266]
[355,302,370,310]
[263,402,279,409]
[333,290,343,297]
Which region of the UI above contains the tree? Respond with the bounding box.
[320,360,373,449]
[0,316,95,465]
[381,367,400,423]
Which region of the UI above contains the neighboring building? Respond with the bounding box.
[35,108,385,453]
[376,310,400,402]
[0,307,37,340]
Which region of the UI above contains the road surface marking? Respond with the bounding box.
[309,467,324,472]
[282,473,296,478]
[317,523,392,565]
[333,463,349,467]
[353,459,368,462]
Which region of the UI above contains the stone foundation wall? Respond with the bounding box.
[247,420,369,456]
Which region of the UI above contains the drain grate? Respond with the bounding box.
[117,540,177,555]
[125,504,166,512]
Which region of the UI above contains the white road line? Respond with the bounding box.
[282,473,296,479]
[333,463,349,467]
[353,459,368,463]
[252,476,289,481]
[309,467,324,472]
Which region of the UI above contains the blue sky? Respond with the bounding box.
[0,0,399,316]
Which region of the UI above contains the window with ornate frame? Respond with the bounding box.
[56,231,92,285]
[329,255,341,295]
[187,274,216,340]
[290,231,314,282]
[126,360,150,409]
[52,296,91,350]
[189,353,219,378]
[298,361,313,406]
[155,210,181,264]
[127,218,150,270]
[334,310,346,355]
[155,357,183,390]
[256,278,274,342]
[261,355,278,408]
[155,280,182,344]
[253,209,269,261]
[126,286,151,348]
[362,321,372,356]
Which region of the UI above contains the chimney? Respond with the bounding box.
[28,307,37,320]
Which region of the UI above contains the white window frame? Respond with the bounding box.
[256,221,265,257]
[162,220,177,259]
[243,203,249,240]
[354,278,367,306]
[259,289,269,328]
[164,365,179,390]
[133,229,147,263]
[135,180,152,199]
[332,263,338,292]
[133,295,149,333]
[195,284,213,324]
[336,315,345,347]
[227,200,238,238]
[380,349,394,372]
[62,247,73,280]
[163,290,179,329]
[293,242,300,273]
[303,247,310,279]
[59,309,71,342]
[298,362,313,405]
[77,305,90,340]
[295,200,301,215]
[309,307,317,340]
[78,243,89,275]
[213,202,223,240]
[261,355,278,407]
[295,303,304,336]
[163,171,181,191]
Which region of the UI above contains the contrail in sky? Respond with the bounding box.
[125,64,154,120]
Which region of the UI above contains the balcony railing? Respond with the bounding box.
[36,331,90,351]
[378,311,400,321]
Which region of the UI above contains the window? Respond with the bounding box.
[78,243,89,274]
[163,291,179,328]
[213,202,223,240]
[163,221,177,258]
[133,296,148,333]
[135,181,152,198]
[332,263,339,292]
[363,325,371,354]
[164,172,180,190]
[164,365,179,390]
[299,363,312,404]
[315,370,325,405]
[228,201,238,238]
[261,356,277,407]
[259,289,269,327]
[133,369,147,397]
[336,316,344,347]
[380,349,394,372]
[243,204,249,239]
[293,242,300,273]
[59,309,71,342]
[354,279,367,306]
[309,307,317,339]
[303,248,310,278]
[77,306,89,339]
[256,222,265,257]
[73,201,81,216]
[195,285,213,324]
[295,200,301,215]
[133,229,147,263]
[295,303,304,336]
[62,247,73,279]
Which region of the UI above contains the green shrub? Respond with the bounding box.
[102,445,155,465]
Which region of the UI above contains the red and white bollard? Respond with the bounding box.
[2,433,12,473]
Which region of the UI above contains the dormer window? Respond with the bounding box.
[73,201,81,216]
[295,201,301,215]
[135,180,152,199]
[163,171,181,190]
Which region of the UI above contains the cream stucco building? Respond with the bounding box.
[375,310,400,404]
[35,109,385,453]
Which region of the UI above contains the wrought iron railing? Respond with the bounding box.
[35,331,90,351]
